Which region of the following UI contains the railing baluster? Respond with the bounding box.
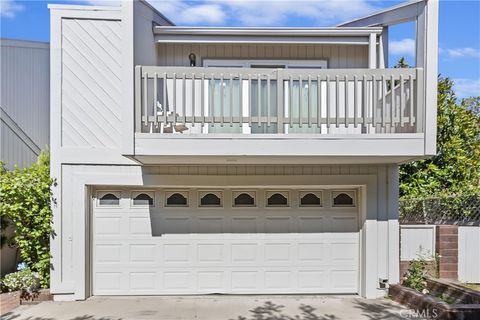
[257,75,262,127]
[381,75,386,128]
[239,74,243,128]
[201,73,205,127]
[372,75,376,128]
[344,75,348,128]
[289,76,293,128]
[182,73,186,124]
[363,74,367,128]
[172,73,177,125]
[143,72,148,128]
[326,75,330,129]
[267,75,271,127]
[210,73,214,127]
[248,76,252,127]
[390,74,395,128]
[317,75,321,128]
[220,73,224,127]
[299,75,303,128]
[230,74,233,127]
[191,73,195,127]
[335,75,340,128]
[308,75,312,128]
[353,75,357,128]
[400,74,404,127]
[163,73,167,127]
[153,72,158,129]
[409,74,414,126]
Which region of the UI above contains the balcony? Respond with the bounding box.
[132,66,427,164]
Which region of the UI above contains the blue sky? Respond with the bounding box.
[1,0,479,98]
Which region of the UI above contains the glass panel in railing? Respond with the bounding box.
[208,78,242,134]
[286,80,321,134]
[250,79,278,134]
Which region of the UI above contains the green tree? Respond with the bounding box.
[0,150,55,287]
[400,77,480,198]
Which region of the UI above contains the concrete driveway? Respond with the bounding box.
[2,295,409,320]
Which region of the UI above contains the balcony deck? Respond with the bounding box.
[132,66,427,164]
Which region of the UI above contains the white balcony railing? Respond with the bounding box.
[135,66,423,135]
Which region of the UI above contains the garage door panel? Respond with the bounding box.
[92,188,360,295]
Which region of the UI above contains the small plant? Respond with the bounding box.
[403,257,430,293]
[1,269,40,293]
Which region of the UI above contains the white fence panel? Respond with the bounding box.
[400,225,436,260]
[459,226,480,283]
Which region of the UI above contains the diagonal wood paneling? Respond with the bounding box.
[61,19,122,148]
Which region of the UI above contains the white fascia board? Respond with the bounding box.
[47,4,120,11]
[154,26,382,36]
[338,0,425,27]
[155,35,371,45]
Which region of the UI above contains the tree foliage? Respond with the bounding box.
[400,77,480,198]
[0,151,55,288]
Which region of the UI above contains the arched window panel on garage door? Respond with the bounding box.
[332,191,356,207]
[165,191,189,207]
[97,191,121,207]
[131,191,155,206]
[266,191,289,207]
[199,191,223,207]
[233,191,256,207]
[299,191,323,207]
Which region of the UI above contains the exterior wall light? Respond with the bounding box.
[188,53,196,66]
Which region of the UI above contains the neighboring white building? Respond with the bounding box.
[48,0,438,300]
[0,39,50,170]
[0,38,50,276]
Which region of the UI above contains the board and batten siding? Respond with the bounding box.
[0,39,49,169]
[157,43,368,68]
[60,19,122,148]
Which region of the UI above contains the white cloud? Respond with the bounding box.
[0,0,24,18]
[453,79,480,99]
[443,47,480,58]
[390,38,416,56]
[147,0,379,26]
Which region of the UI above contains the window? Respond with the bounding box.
[98,192,120,206]
[300,192,322,206]
[266,191,289,207]
[233,191,255,207]
[199,192,222,207]
[166,192,188,207]
[132,192,154,206]
[332,191,355,207]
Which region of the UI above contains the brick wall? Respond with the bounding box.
[436,225,458,280]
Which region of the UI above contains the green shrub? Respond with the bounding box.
[1,269,40,293]
[0,150,55,288]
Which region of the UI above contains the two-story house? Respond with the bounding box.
[48,0,438,300]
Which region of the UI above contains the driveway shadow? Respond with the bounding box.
[229,301,338,320]
[352,299,406,320]
[1,314,122,320]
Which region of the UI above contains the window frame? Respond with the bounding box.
[232,190,256,208]
[198,191,223,208]
[165,190,189,207]
[331,190,356,207]
[131,191,155,207]
[265,191,290,208]
[96,191,121,207]
[299,191,323,207]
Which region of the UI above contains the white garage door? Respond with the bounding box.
[92,189,359,295]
